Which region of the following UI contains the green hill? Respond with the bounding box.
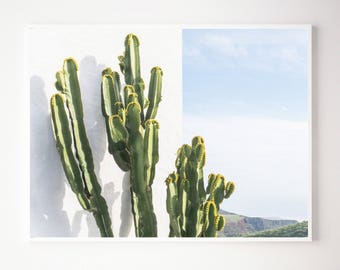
[218,210,307,237]
[245,221,308,237]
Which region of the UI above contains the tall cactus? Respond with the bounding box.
[101,34,162,237]
[50,58,113,237]
[166,136,235,237]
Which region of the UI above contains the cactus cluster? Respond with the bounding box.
[166,136,235,237]
[50,58,113,237]
[101,34,163,237]
[48,34,235,238]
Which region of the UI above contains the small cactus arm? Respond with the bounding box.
[101,34,162,237]
[51,58,113,237]
[202,201,225,237]
[119,34,146,123]
[165,173,181,237]
[165,136,235,237]
[101,68,130,171]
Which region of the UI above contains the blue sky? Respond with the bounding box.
[183,28,309,221]
[183,29,308,121]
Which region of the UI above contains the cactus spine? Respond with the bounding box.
[166,136,235,237]
[101,34,162,237]
[50,58,113,237]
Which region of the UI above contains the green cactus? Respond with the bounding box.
[101,34,162,237]
[166,136,235,237]
[50,58,113,237]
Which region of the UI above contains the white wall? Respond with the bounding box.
[2,0,340,269]
[28,26,182,238]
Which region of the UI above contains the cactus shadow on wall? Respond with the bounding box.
[78,55,107,172]
[30,75,71,237]
[71,182,120,237]
[77,56,133,237]
[31,56,131,237]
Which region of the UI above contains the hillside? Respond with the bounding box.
[245,221,308,237]
[218,210,306,237]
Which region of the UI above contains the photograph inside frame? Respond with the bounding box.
[28,25,311,239]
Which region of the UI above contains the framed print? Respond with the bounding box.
[27,25,311,240]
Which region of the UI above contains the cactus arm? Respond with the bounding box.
[145,67,163,122]
[107,115,130,171]
[60,58,95,191]
[174,144,200,236]
[119,34,146,122]
[50,93,90,210]
[215,215,226,231]
[121,34,142,85]
[55,58,113,237]
[108,115,128,146]
[190,137,207,236]
[126,102,157,237]
[165,173,181,237]
[191,136,206,204]
[59,59,84,119]
[178,178,189,236]
[175,144,191,173]
[202,201,218,237]
[207,174,226,210]
[144,119,159,187]
[225,181,235,199]
[101,71,130,171]
[174,145,191,235]
[185,137,206,237]
[101,70,122,117]
[206,173,215,194]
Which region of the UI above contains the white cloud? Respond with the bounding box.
[184,30,307,74]
[280,105,289,112]
[202,30,307,47]
[183,114,309,220]
[277,47,305,71]
[182,46,205,65]
[183,46,201,57]
[201,34,248,57]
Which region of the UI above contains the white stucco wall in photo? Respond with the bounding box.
[28,26,182,237]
